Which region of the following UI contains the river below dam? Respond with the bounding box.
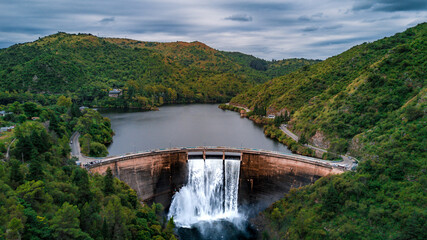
[101,104,290,156]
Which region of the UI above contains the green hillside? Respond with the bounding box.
[232,23,426,153]
[0,100,177,240]
[0,33,318,108]
[233,23,426,238]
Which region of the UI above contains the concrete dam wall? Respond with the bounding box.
[87,147,345,209]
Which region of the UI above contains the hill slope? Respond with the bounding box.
[0,33,318,108]
[232,22,426,154]
[234,23,426,239]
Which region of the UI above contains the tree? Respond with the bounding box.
[22,204,51,240]
[80,202,102,238]
[50,202,90,240]
[9,160,24,189]
[103,196,129,239]
[298,135,307,145]
[89,142,108,157]
[57,95,72,108]
[27,157,44,181]
[70,103,82,118]
[5,217,23,240]
[253,105,266,116]
[274,114,285,127]
[104,167,115,195]
[13,121,52,161]
[22,102,40,117]
[72,168,93,205]
[8,101,23,114]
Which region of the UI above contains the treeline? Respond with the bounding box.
[0,98,176,239]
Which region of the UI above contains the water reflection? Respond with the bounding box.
[101,104,290,156]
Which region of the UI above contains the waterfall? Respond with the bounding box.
[168,159,241,228]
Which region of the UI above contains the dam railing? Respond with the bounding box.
[81,146,354,171]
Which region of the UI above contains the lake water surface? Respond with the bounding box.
[102,104,290,156]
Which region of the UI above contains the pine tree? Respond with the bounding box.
[27,156,44,182]
[50,202,90,240]
[9,160,23,189]
[72,168,93,204]
[103,167,115,195]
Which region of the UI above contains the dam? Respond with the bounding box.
[86,147,346,210]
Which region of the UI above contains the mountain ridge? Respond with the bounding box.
[0,32,319,108]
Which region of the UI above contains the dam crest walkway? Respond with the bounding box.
[70,135,356,171]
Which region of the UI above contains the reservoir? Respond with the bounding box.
[102,104,291,156]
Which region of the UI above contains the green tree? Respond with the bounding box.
[13,121,52,161]
[57,95,72,108]
[22,204,51,240]
[5,218,23,240]
[298,135,307,145]
[103,196,129,240]
[50,202,91,240]
[70,103,82,118]
[8,101,23,115]
[9,160,24,189]
[22,102,40,117]
[27,157,44,181]
[89,142,108,157]
[79,201,102,238]
[104,167,115,195]
[72,168,93,205]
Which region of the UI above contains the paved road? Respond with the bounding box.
[70,132,93,164]
[279,125,299,142]
[225,103,251,113]
[279,124,356,170]
[225,103,358,170]
[5,138,16,161]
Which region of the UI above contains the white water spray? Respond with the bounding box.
[168,159,242,228]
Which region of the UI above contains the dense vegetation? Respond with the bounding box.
[0,22,425,240]
[232,23,425,152]
[0,100,176,240]
[232,23,427,238]
[76,109,114,157]
[0,33,318,109]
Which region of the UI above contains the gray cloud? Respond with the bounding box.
[100,17,115,24]
[302,26,319,32]
[298,16,311,21]
[0,0,426,60]
[352,0,427,12]
[323,24,343,30]
[310,36,372,47]
[225,14,253,22]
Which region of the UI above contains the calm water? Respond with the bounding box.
[102,104,290,156]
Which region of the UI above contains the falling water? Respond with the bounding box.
[168,159,242,228]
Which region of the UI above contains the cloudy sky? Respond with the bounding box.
[0,0,426,60]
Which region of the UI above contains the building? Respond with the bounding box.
[0,126,14,133]
[0,111,11,117]
[109,89,122,98]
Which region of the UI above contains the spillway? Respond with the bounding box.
[168,159,242,228]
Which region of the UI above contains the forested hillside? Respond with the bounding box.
[0,33,317,109]
[232,23,426,155]
[232,23,427,239]
[0,99,177,239]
